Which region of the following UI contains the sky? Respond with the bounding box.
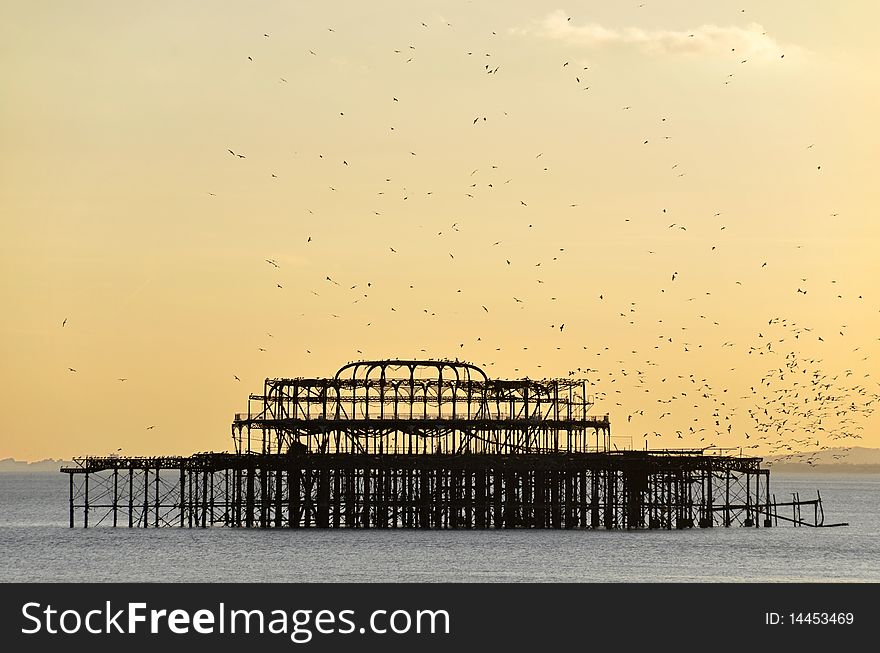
[1,1,878,460]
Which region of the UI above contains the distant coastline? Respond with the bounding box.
[766,463,880,474]
[0,458,72,472]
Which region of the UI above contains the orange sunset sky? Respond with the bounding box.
[2,1,878,460]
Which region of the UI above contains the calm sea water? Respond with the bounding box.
[1,472,877,582]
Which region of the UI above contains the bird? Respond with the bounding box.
[68,368,76,372]
[117,378,127,382]
[62,318,67,327]
[234,375,240,381]
[146,425,156,430]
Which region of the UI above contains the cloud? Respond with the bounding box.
[513,10,794,60]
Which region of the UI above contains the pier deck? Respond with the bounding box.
[62,450,786,529]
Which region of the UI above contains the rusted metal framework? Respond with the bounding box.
[62,451,838,529]
[231,360,610,455]
[61,360,845,529]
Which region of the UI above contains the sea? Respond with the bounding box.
[1,471,878,583]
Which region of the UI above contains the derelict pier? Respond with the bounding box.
[62,359,838,529]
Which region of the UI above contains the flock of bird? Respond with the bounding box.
[58,6,876,462]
